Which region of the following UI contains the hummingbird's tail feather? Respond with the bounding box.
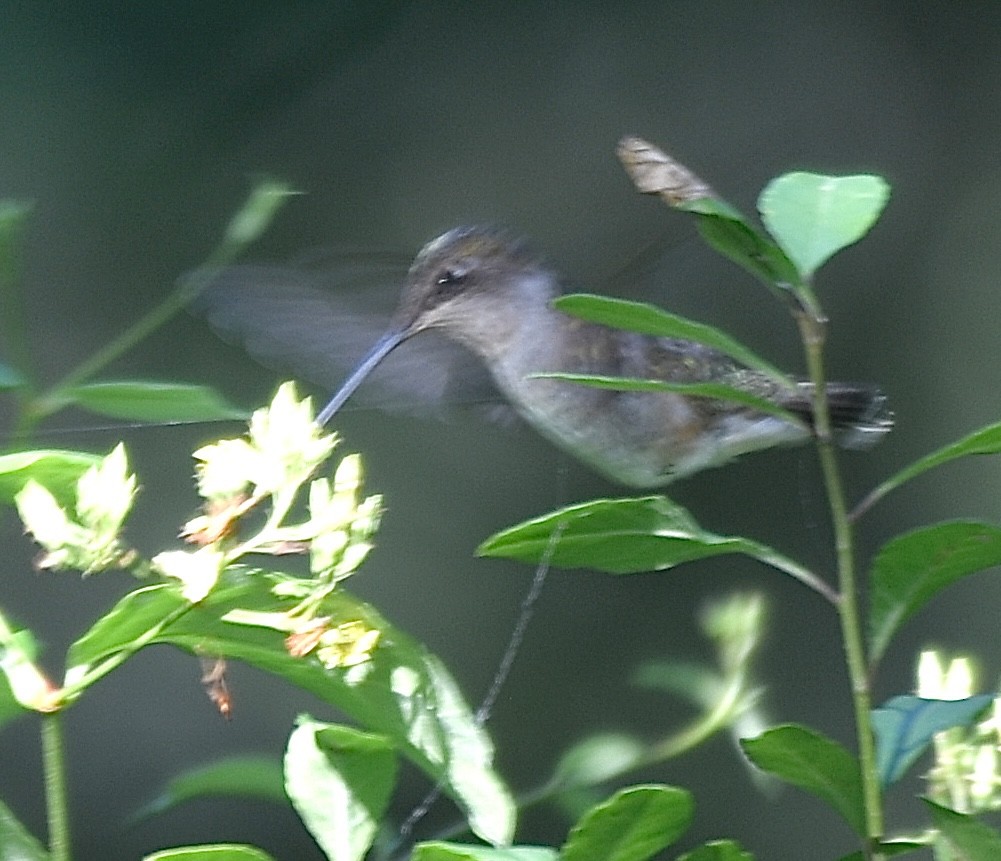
[781,383,894,450]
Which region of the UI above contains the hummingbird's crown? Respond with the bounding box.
[409,225,540,280]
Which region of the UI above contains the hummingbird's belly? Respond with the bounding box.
[508,378,809,487]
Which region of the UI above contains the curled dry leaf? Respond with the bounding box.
[616,135,716,204]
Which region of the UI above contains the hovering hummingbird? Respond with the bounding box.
[196,226,892,487]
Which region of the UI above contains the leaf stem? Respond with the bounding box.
[58,598,194,704]
[796,309,885,860]
[23,180,292,433]
[41,712,71,861]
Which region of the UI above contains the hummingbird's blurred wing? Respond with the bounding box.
[189,264,512,421]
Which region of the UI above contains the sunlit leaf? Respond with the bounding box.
[552,294,794,387]
[66,381,247,423]
[413,845,556,861]
[0,449,103,507]
[924,799,1001,860]
[0,795,48,860]
[741,724,864,835]
[0,612,53,713]
[479,497,831,600]
[869,521,1001,662]
[872,695,993,788]
[758,173,889,279]
[143,846,275,861]
[284,718,396,861]
[136,757,286,820]
[65,568,514,847]
[560,785,693,861]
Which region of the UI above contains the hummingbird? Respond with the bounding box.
[196,225,892,487]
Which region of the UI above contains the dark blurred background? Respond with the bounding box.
[2,3,1000,858]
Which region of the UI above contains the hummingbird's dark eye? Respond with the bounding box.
[436,266,467,288]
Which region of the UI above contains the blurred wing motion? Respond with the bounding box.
[189,262,510,420]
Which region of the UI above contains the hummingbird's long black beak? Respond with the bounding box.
[316,328,409,425]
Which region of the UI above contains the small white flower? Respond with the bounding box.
[153,547,224,603]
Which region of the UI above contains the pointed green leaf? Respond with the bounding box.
[65,568,514,847]
[552,734,646,791]
[759,173,889,279]
[869,521,1001,662]
[222,179,297,248]
[413,846,557,861]
[675,841,753,861]
[855,422,1001,517]
[479,497,832,601]
[66,381,248,423]
[924,799,1001,860]
[136,756,286,820]
[143,846,275,861]
[872,695,993,787]
[0,795,49,860]
[741,724,864,834]
[694,210,802,297]
[0,449,103,506]
[560,785,693,861]
[553,295,794,388]
[535,374,802,426]
[835,841,926,861]
[284,718,396,861]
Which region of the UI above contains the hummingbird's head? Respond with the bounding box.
[391,226,560,347]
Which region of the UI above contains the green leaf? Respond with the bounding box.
[552,734,646,790]
[869,521,1001,662]
[0,449,103,507]
[0,671,26,732]
[479,497,831,600]
[135,756,286,820]
[924,799,1001,860]
[552,295,794,388]
[534,374,802,426]
[835,841,926,861]
[284,718,397,861]
[741,724,864,834]
[758,173,890,279]
[560,785,693,861]
[675,840,753,861]
[222,179,297,248]
[66,381,248,423]
[872,695,993,788]
[0,361,26,389]
[691,205,802,295]
[0,795,49,860]
[413,845,557,861]
[65,568,514,847]
[143,846,276,861]
[0,612,51,713]
[855,421,1001,517]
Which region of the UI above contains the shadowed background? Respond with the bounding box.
[2,3,1000,858]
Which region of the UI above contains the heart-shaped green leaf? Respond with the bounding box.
[759,173,889,279]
